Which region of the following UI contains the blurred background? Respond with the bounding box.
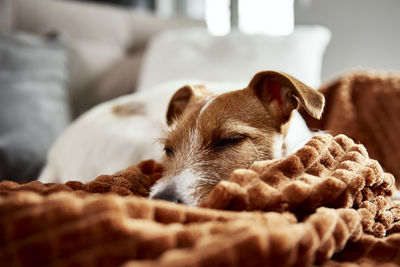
[0,0,399,181]
[80,0,400,82]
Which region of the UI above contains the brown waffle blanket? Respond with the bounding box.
[300,70,400,187]
[1,70,400,267]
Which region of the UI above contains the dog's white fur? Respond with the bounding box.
[39,81,245,183]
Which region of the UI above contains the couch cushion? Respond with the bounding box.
[138,26,331,91]
[0,31,70,182]
[95,51,145,104]
[93,14,205,107]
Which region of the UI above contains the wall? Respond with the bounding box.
[295,0,400,82]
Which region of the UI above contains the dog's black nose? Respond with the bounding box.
[152,188,183,203]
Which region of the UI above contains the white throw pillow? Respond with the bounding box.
[137,25,331,91]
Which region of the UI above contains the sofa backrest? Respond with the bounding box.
[6,0,204,116]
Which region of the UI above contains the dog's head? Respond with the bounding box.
[150,71,325,205]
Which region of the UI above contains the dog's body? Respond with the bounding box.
[39,72,324,206]
[150,71,325,206]
[39,80,245,183]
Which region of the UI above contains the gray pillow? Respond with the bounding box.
[0,31,71,182]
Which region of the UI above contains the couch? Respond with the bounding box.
[0,0,204,182]
[0,0,204,116]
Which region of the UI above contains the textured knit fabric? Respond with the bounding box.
[300,70,400,187]
[1,70,400,266]
[0,134,399,266]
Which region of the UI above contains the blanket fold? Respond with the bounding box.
[300,70,400,187]
[1,133,399,266]
[1,70,400,267]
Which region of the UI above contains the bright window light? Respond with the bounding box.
[205,0,231,36]
[238,0,294,35]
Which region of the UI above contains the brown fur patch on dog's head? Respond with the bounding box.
[112,102,146,117]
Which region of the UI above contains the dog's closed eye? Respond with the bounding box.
[164,146,174,157]
[213,134,247,151]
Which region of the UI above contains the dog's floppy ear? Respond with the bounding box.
[248,70,325,123]
[166,84,212,126]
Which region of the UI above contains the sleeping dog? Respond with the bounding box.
[39,71,324,205]
[150,71,325,206]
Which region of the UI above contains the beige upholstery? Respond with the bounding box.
[96,52,145,103]
[13,0,134,48]
[0,0,12,31]
[3,0,204,116]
